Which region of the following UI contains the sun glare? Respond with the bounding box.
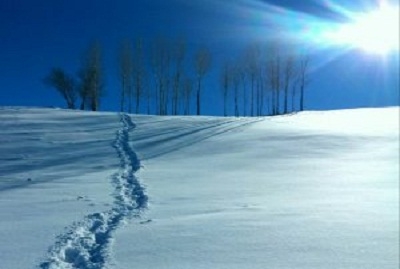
[326,4,400,54]
[224,0,399,59]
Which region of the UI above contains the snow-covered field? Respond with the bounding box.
[0,107,398,269]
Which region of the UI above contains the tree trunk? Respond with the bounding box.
[120,80,125,112]
[135,83,140,114]
[300,84,305,111]
[197,78,201,116]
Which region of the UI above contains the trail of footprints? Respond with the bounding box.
[39,114,148,269]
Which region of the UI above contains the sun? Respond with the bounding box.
[326,4,399,54]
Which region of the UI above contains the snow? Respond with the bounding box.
[0,107,398,269]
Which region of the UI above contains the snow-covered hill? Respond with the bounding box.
[0,107,398,269]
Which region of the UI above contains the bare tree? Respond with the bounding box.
[151,37,171,115]
[239,65,248,117]
[244,43,261,117]
[142,74,152,115]
[267,45,282,116]
[78,73,89,110]
[194,47,211,116]
[274,54,282,115]
[231,64,240,117]
[44,68,77,109]
[182,77,193,115]
[132,38,146,114]
[291,74,299,112]
[220,61,231,117]
[282,55,295,114]
[256,63,266,116]
[171,39,186,115]
[79,42,104,111]
[267,55,276,115]
[118,40,133,112]
[298,55,310,111]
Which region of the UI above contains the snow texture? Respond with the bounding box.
[0,106,398,269]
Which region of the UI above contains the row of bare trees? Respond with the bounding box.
[117,37,212,116]
[45,39,309,116]
[220,43,309,117]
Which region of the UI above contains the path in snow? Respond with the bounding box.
[39,114,147,269]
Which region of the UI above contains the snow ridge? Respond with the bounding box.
[39,114,147,269]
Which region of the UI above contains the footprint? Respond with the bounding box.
[139,219,152,225]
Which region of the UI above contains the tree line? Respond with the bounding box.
[220,43,310,117]
[45,38,309,117]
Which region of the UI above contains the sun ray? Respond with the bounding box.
[324,3,400,54]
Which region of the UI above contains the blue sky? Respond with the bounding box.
[0,0,398,115]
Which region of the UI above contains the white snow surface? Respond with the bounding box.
[0,106,398,269]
